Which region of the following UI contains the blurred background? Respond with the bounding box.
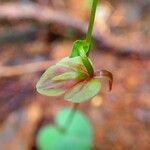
[0,0,150,149]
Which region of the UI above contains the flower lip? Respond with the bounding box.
[94,69,113,91]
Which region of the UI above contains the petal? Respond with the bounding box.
[57,57,88,74]
[64,79,101,103]
[51,71,86,82]
[36,66,66,96]
[36,57,88,97]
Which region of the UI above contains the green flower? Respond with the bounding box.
[36,56,112,103]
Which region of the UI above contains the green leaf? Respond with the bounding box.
[36,126,62,150]
[36,109,93,150]
[70,40,90,58]
[64,78,101,103]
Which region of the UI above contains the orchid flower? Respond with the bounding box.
[36,0,113,103]
[36,40,113,103]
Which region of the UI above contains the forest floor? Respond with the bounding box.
[0,0,150,149]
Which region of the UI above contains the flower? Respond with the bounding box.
[36,56,112,103]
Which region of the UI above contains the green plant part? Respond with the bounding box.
[70,40,93,77]
[37,108,93,150]
[36,0,113,149]
[36,56,112,103]
[36,0,113,103]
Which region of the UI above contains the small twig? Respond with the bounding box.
[0,60,56,77]
[0,2,149,58]
[0,2,86,32]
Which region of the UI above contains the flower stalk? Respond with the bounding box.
[62,0,99,131]
[86,0,98,46]
[36,0,113,134]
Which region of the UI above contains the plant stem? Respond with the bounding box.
[86,0,98,44]
[55,103,79,133]
[63,103,79,131]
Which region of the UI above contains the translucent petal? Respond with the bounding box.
[36,57,88,96]
[51,71,86,82]
[64,79,101,103]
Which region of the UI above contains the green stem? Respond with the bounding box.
[86,0,98,44]
[57,103,79,133]
[63,103,79,130]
